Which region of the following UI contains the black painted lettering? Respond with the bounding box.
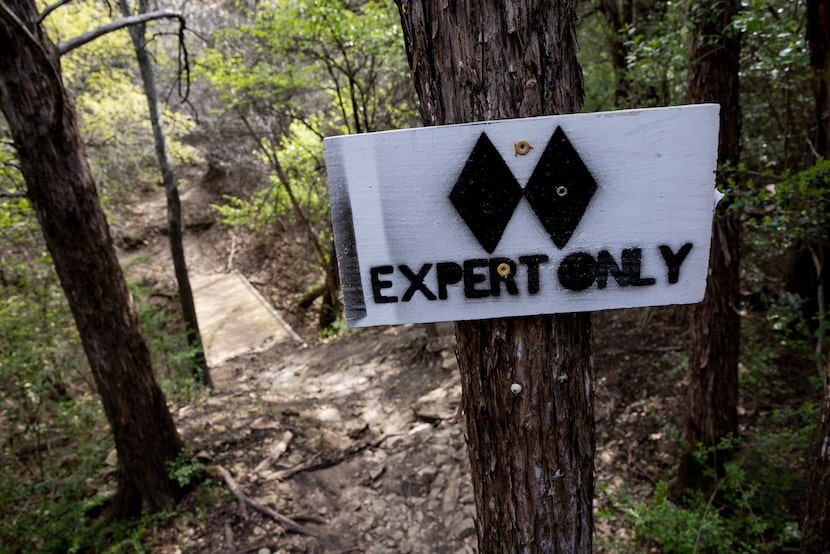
[623,248,656,286]
[519,255,549,295]
[596,250,629,288]
[659,243,693,284]
[558,252,597,291]
[436,262,463,300]
[489,258,518,296]
[463,259,490,298]
[596,249,655,288]
[399,264,437,302]
[370,265,398,303]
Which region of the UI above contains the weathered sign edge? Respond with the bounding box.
[323,139,367,323]
[323,104,722,327]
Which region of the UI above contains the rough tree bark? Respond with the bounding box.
[0,0,186,517]
[675,0,742,493]
[117,0,212,388]
[396,2,594,552]
[809,0,830,159]
[803,1,830,549]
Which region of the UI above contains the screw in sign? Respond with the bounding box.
[324,104,721,328]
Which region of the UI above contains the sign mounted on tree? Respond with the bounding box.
[324,104,721,327]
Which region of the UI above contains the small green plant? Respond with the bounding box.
[600,434,807,553]
[166,449,203,488]
[128,281,206,403]
[318,308,348,338]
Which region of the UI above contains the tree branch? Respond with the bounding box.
[37,0,76,23]
[214,465,317,537]
[57,9,183,56]
[1,191,27,199]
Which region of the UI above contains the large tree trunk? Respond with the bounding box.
[0,0,186,517]
[675,0,742,493]
[118,0,212,388]
[803,1,830,549]
[397,2,594,552]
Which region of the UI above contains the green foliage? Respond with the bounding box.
[741,160,830,384]
[0,458,165,553]
[213,120,327,228]
[0,252,117,552]
[41,0,201,202]
[577,9,617,112]
[744,159,830,248]
[737,304,807,403]
[621,2,689,108]
[199,0,415,135]
[0,234,199,549]
[200,0,415,232]
[166,450,202,488]
[317,310,348,339]
[1,124,24,195]
[601,433,807,553]
[0,196,89,464]
[128,281,205,403]
[735,0,812,171]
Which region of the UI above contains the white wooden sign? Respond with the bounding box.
[324,105,721,327]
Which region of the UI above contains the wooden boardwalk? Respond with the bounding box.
[190,272,301,365]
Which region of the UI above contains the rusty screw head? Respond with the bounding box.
[514,140,532,155]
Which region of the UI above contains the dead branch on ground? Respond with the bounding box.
[253,430,293,474]
[214,465,318,537]
[264,433,398,483]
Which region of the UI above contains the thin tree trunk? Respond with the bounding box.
[676,0,742,494]
[803,1,830,549]
[118,0,211,388]
[318,239,341,330]
[397,2,594,551]
[598,0,630,107]
[809,0,830,159]
[237,112,342,331]
[0,0,186,517]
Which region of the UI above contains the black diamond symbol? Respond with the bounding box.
[523,126,597,249]
[450,133,523,253]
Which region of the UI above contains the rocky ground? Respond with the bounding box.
[115,176,716,553]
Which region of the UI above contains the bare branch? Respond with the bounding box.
[214,465,317,537]
[57,9,184,56]
[1,191,27,199]
[37,0,76,24]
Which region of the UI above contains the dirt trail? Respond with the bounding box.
[154,323,477,554]
[118,178,686,553]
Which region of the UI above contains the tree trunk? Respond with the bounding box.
[118,0,212,388]
[803,380,830,551]
[676,0,742,494]
[319,240,342,331]
[595,0,669,108]
[0,0,186,517]
[809,0,830,159]
[397,2,594,552]
[597,0,630,107]
[803,1,830,549]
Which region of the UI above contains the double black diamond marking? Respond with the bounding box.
[450,127,597,253]
[449,134,523,254]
